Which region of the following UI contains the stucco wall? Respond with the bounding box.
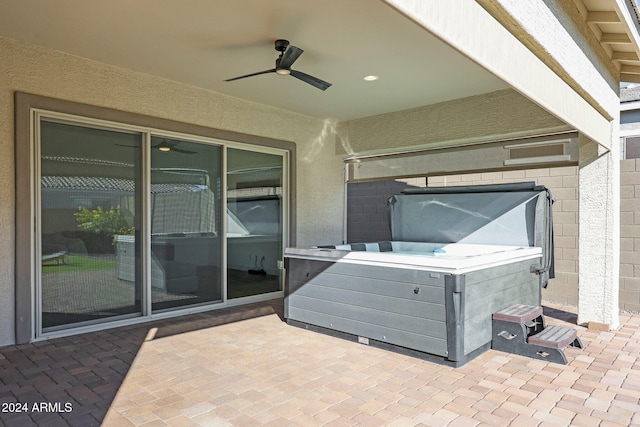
[0,36,345,345]
[385,0,615,149]
[477,0,619,115]
[336,89,571,156]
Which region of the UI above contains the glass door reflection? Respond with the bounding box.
[150,137,223,311]
[40,121,142,330]
[227,148,283,299]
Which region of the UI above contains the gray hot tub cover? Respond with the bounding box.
[389,182,554,286]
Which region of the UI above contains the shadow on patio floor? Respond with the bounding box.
[0,299,282,426]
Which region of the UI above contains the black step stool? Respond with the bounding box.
[492,304,583,364]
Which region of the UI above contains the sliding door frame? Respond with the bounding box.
[34,111,150,336]
[224,143,290,304]
[15,92,296,344]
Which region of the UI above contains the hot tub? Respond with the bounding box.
[284,183,554,366]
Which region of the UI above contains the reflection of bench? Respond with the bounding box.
[42,251,67,265]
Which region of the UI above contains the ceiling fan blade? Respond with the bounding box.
[224,68,276,82]
[171,147,197,154]
[279,45,303,69]
[290,70,332,91]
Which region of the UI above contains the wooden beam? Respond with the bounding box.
[587,11,621,23]
[612,51,639,60]
[601,33,631,44]
[621,64,640,74]
[620,73,640,83]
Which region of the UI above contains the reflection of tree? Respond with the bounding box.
[75,206,134,237]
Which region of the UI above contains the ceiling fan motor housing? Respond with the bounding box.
[275,39,290,52]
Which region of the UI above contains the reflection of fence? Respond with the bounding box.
[41,168,216,236]
[151,185,216,234]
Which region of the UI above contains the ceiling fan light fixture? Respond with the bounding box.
[158,146,171,152]
[276,68,291,75]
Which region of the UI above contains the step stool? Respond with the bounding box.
[492,304,583,364]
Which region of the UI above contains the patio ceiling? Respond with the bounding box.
[0,0,512,121]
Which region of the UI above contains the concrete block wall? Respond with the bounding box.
[428,167,580,307]
[620,159,640,312]
[347,165,640,312]
[345,170,579,306]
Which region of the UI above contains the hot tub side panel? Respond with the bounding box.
[462,258,541,356]
[284,257,448,357]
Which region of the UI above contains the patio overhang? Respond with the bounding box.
[383,0,638,153]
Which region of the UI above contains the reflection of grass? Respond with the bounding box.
[42,255,116,274]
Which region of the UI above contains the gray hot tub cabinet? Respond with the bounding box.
[284,183,554,366]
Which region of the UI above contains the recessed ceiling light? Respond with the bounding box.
[363,75,379,81]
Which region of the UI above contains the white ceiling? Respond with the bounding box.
[0,0,509,121]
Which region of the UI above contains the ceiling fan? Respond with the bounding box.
[225,39,332,91]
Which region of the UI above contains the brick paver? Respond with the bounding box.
[1,300,639,426]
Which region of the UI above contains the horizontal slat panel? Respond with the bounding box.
[289,295,447,339]
[463,262,539,354]
[300,271,445,304]
[287,258,445,286]
[466,271,536,305]
[463,259,538,286]
[288,306,448,356]
[293,281,446,321]
[465,288,538,350]
[286,256,449,359]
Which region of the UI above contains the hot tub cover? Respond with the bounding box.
[389,182,554,285]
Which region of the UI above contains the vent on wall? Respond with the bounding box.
[504,139,572,166]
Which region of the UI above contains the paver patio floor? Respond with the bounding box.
[1,299,640,426]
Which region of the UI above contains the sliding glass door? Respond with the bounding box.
[226,148,284,299]
[39,120,143,330]
[150,136,223,311]
[35,113,288,336]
